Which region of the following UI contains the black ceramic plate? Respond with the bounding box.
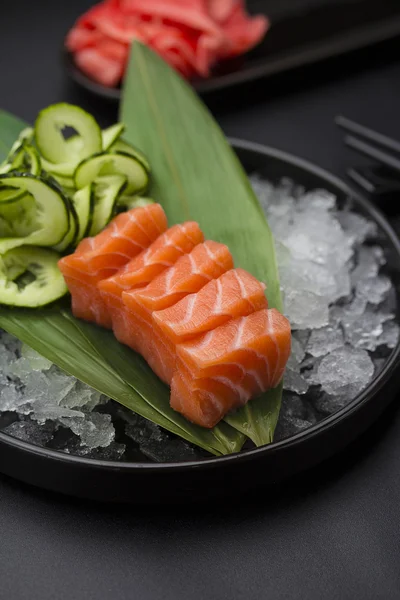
[64,0,400,100]
[1,141,400,503]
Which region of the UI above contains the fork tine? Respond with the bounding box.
[347,168,377,194]
[336,116,400,155]
[344,135,400,175]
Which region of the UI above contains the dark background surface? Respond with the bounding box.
[1,1,400,599]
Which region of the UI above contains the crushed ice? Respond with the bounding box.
[254,176,399,440]
[0,177,399,456]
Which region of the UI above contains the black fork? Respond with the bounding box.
[336,115,400,214]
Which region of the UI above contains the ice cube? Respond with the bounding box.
[69,441,126,461]
[60,380,103,411]
[0,384,27,412]
[2,418,55,446]
[32,404,85,424]
[291,335,306,363]
[312,347,374,397]
[333,268,352,302]
[337,211,378,244]
[351,246,385,284]
[293,330,310,349]
[342,309,393,351]
[20,345,52,371]
[46,368,77,402]
[379,319,400,350]
[66,412,115,449]
[307,323,344,357]
[275,394,316,440]
[8,357,38,380]
[355,275,392,306]
[312,391,351,415]
[297,189,336,212]
[280,393,316,422]
[284,354,309,394]
[283,288,329,329]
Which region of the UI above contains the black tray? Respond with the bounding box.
[0,141,399,503]
[64,0,400,100]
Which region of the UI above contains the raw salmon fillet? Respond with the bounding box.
[151,268,268,384]
[98,221,204,346]
[121,240,234,379]
[170,308,291,427]
[58,203,167,327]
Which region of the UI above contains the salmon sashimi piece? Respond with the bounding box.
[127,240,234,313]
[65,203,167,274]
[58,204,167,327]
[121,241,234,380]
[98,221,204,346]
[153,268,268,345]
[170,308,291,427]
[101,222,204,293]
[151,268,268,384]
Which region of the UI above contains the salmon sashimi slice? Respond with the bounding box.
[98,221,204,346]
[65,203,167,274]
[98,221,203,304]
[150,268,268,384]
[58,204,167,327]
[120,240,234,380]
[153,268,268,345]
[127,240,235,313]
[170,308,291,427]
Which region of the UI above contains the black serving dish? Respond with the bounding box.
[0,141,400,503]
[64,0,400,100]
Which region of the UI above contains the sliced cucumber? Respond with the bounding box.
[41,135,88,177]
[0,162,12,175]
[0,174,70,253]
[54,199,79,252]
[74,151,149,195]
[41,157,75,177]
[18,127,34,144]
[35,103,102,164]
[0,185,26,203]
[90,175,126,236]
[9,144,41,176]
[102,124,125,151]
[72,185,94,242]
[111,139,151,172]
[0,194,38,237]
[0,246,67,307]
[6,127,35,162]
[50,173,75,190]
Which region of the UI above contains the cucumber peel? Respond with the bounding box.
[0,173,70,253]
[102,124,125,151]
[74,151,149,195]
[90,175,127,236]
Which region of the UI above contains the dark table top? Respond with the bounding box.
[2,2,400,599]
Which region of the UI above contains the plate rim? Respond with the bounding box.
[1,139,399,473]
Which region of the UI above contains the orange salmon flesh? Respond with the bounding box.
[59,204,291,427]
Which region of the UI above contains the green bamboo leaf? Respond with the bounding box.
[0,109,26,159]
[121,43,284,446]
